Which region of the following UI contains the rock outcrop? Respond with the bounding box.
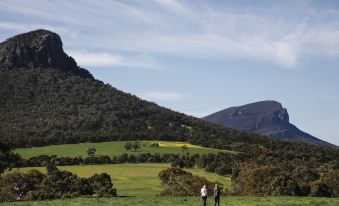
[0,29,92,78]
[203,100,333,146]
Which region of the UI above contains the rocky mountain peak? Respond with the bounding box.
[222,101,289,128]
[203,100,333,146]
[0,29,92,78]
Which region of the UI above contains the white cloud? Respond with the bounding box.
[69,2,339,69]
[67,51,160,70]
[140,91,183,102]
[153,0,188,14]
[2,0,339,69]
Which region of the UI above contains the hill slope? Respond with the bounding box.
[0,29,266,149]
[203,100,332,146]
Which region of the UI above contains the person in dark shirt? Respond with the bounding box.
[214,184,221,206]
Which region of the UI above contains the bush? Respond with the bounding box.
[0,142,23,175]
[0,167,116,201]
[158,167,223,196]
[205,161,218,173]
[124,142,132,151]
[233,164,299,196]
[150,142,159,148]
[0,170,45,201]
[310,180,331,197]
[310,169,339,197]
[87,148,96,156]
[158,167,189,184]
[215,164,232,176]
[88,173,117,197]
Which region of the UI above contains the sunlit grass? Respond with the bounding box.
[8,163,231,197]
[15,140,235,159]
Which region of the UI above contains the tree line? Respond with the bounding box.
[1,142,339,197]
[158,167,224,196]
[0,165,116,201]
[6,149,339,197]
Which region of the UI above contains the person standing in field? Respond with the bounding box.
[201,185,207,206]
[214,184,221,206]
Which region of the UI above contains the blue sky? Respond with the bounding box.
[1,0,339,145]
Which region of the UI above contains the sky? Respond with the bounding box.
[0,0,339,145]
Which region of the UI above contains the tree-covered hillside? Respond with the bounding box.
[0,68,262,148]
[1,65,339,170]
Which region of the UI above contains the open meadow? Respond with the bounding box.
[6,163,339,206]
[15,141,234,158]
[7,163,232,196]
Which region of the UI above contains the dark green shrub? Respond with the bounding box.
[158,168,223,196]
[0,167,116,201]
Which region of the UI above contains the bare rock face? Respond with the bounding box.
[203,100,333,146]
[0,29,92,78]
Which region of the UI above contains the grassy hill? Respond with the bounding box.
[8,163,231,196]
[15,141,234,159]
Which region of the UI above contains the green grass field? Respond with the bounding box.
[8,163,231,196]
[15,141,234,159]
[2,196,339,206]
[8,143,339,206]
[5,164,339,205]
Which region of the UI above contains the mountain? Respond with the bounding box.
[203,100,333,146]
[0,29,268,149]
[0,29,92,78]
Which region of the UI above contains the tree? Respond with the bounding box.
[46,163,58,174]
[88,173,116,197]
[124,142,132,151]
[0,142,22,176]
[171,159,185,168]
[86,147,96,157]
[0,168,117,201]
[158,168,223,196]
[215,163,232,176]
[132,142,140,151]
[150,142,160,148]
[181,145,188,154]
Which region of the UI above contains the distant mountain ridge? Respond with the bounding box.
[203,101,334,146]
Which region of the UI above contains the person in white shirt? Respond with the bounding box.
[201,185,207,206]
